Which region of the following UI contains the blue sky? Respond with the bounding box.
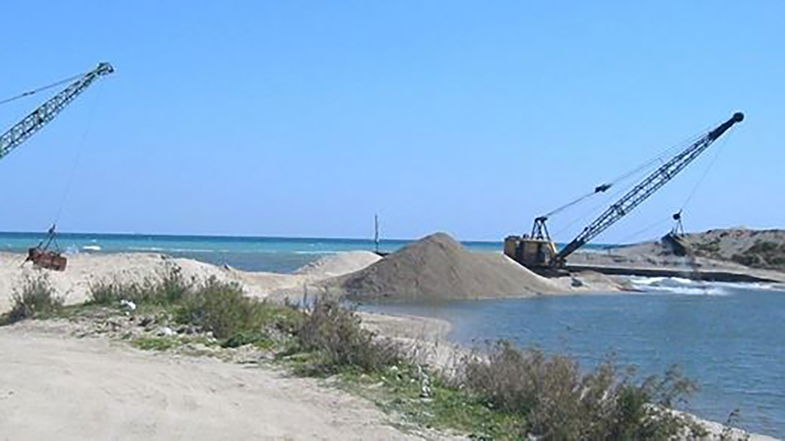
[0,1,781,242]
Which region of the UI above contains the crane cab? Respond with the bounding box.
[504,235,558,269]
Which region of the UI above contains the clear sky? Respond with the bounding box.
[0,1,781,242]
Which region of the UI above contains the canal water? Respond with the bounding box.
[362,278,785,438]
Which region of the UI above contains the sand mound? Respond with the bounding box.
[331,233,560,300]
[294,251,382,278]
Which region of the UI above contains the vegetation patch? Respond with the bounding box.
[86,267,302,349]
[731,240,785,269]
[292,300,402,375]
[1,273,64,325]
[461,341,704,440]
[341,366,522,441]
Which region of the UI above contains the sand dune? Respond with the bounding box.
[0,251,381,312]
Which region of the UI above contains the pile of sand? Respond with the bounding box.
[294,251,381,278]
[329,233,561,301]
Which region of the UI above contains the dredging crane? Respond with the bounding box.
[1,62,114,270]
[1,62,114,160]
[504,112,744,271]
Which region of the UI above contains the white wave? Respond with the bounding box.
[82,245,101,251]
[628,276,730,296]
[642,284,729,296]
[127,246,165,252]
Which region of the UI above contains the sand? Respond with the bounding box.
[327,232,623,300]
[682,228,785,270]
[0,251,382,312]
[0,321,459,441]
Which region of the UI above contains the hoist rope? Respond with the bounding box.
[52,81,104,227]
[679,129,730,212]
[538,128,709,222]
[616,215,672,244]
[0,72,85,106]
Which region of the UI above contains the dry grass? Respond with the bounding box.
[1,273,64,324]
[461,341,705,440]
[293,300,402,375]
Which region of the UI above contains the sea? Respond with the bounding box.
[2,231,783,437]
[0,231,508,273]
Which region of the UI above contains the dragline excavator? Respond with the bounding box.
[504,112,744,272]
[0,62,114,270]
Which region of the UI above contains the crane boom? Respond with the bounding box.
[0,62,114,161]
[554,112,744,262]
[504,112,744,271]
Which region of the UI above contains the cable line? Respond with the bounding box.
[0,72,85,106]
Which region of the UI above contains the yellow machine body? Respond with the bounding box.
[503,235,558,269]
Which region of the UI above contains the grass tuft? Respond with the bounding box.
[294,300,402,375]
[1,273,64,325]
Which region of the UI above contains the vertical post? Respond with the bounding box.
[374,214,380,254]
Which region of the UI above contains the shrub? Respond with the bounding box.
[88,265,191,306]
[2,273,64,324]
[461,341,703,441]
[178,277,264,339]
[177,277,302,345]
[295,300,402,374]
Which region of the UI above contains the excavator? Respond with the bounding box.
[1,62,114,270]
[504,112,744,273]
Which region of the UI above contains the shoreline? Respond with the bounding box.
[0,250,780,440]
[358,307,780,441]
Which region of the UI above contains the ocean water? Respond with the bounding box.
[362,279,785,438]
[0,231,608,273]
[0,231,504,273]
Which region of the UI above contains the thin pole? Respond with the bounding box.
[374,214,380,254]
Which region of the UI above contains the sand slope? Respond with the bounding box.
[0,251,382,313]
[331,233,562,300]
[0,323,458,441]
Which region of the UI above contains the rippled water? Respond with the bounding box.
[362,279,785,438]
[0,231,608,272]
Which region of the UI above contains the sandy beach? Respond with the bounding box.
[0,320,460,441]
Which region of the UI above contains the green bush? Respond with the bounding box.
[295,300,402,374]
[462,341,703,441]
[177,277,302,345]
[88,265,191,306]
[2,273,64,324]
[178,277,264,339]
